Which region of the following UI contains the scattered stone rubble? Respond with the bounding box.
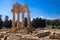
[0,29,60,40]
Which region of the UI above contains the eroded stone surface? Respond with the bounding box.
[0,29,60,40]
[11,2,31,33]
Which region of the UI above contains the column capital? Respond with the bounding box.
[15,8,21,14]
[11,9,15,13]
[27,10,30,13]
[21,9,25,13]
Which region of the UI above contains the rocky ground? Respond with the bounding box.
[0,29,60,40]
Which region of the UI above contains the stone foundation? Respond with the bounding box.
[10,27,17,33]
[19,28,28,34]
[10,27,29,34]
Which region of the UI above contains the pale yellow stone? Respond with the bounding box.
[11,2,31,33]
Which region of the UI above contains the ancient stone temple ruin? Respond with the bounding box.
[11,2,31,33]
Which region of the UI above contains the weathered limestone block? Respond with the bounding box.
[4,36,8,40]
[36,31,51,38]
[10,28,17,33]
[8,34,20,40]
[49,33,60,39]
[19,34,39,40]
[21,10,25,28]
[28,27,35,33]
[11,9,15,28]
[11,2,31,34]
[17,14,20,29]
[27,12,30,28]
[20,38,38,40]
[0,34,3,38]
[19,28,28,34]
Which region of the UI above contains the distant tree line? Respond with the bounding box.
[31,18,46,28]
[3,16,12,28]
[0,15,60,29]
[0,15,3,29]
[46,19,60,29]
[0,15,12,29]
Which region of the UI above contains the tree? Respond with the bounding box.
[8,20,12,28]
[45,19,60,29]
[31,18,46,28]
[0,15,2,21]
[0,15,3,29]
[24,17,27,27]
[3,16,12,28]
[52,19,60,26]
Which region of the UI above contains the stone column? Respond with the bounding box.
[17,13,20,29]
[12,9,15,28]
[21,10,25,28]
[27,11,30,28]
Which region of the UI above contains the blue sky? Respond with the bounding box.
[0,0,60,20]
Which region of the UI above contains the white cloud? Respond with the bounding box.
[31,16,57,20]
[40,16,57,20]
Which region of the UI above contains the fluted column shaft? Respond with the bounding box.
[17,13,20,29]
[21,11,25,28]
[12,13,15,28]
[27,12,30,28]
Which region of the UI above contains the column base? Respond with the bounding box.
[10,26,34,34]
[19,27,29,34]
[10,27,29,34]
[10,27,17,33]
